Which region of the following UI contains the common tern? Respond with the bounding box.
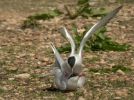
[50,5,122,90]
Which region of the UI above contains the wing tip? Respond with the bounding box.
[113,5,123,14]
[59,26,66,32]
[118,5,123,9]
[49,42,54,47]
[59,26,67,38]
[49,42,56,52]
[116,5,123,11]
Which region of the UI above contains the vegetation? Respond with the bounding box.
[89,65,132,74]
[57,0,130,53]
[58,26,130,53]
[22,0,108,29]
[65,0,107,19]
[21,9,62,29]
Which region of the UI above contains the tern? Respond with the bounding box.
[50,6,122,90]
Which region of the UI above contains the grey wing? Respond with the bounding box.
[53,68,67,90]
[50,43,64,70]
[59,27,76,55]
[50,43,72,78]
[62,61,73,78]
[79,5,122,56]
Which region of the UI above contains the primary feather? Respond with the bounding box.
[59,27,76,55]
[79,5,122,57]
[50,43,72,78]
[50,43,64,69]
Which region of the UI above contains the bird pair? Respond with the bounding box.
[50,6,122,90]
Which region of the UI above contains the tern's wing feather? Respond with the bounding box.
[59,27,76,55]
[50,43,64,69]
[50,43,72,78]
[79,5,122,56]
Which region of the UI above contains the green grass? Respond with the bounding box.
[21,9,62,29]
[112,65,132,73]
[28,9,62,20]
[57,26,130,53]
[65,0,107,19]
[21,18,40,29]
[0,87,5,95]
[89,65,132,74]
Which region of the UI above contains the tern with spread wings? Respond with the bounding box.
[50,6,122,90]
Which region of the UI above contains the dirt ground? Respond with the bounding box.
[0,0,134,100]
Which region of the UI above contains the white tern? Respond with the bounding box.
[50,6,122,90]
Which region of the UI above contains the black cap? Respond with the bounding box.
[68,56,75,68]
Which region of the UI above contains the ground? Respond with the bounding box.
[0,0,134,100]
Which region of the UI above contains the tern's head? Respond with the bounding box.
[67,56,76,68]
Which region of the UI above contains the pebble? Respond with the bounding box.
[78,96,85,100]
[14,73,31,79]
[114,97,121,100]
[3,66,18,72]
[94,72,101,75]
[0,97,4,100]
[8,78,15,81]
[69,92,74,96]
[109,0,116,3]
[107,27,113,32]
[116,70,125,75]
[0,86,8,91]
[120,26,126,29]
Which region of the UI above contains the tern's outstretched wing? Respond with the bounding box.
[50,43,64,69]
[59,27,76,55]
[79,5,122,56]
[50,43,72,78]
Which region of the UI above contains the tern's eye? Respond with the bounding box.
[68,56,75,68]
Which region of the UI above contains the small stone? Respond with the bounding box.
[115,89,128,97]
[66,98,71,100]
[3,66,18,72]
[0,86,8,92]
[14,73,31,79]
[37,61,41,65]
[78,96,85,100]
[8,78,15,81]
[0,97,4,100]
[120,26,126,29]
[23,67,29,72]
[114,97,121,100]
[94,84,101,88]
[109,0,116,3]
[9,67,18,71]
[107,27,113,31]
[89,2,97,6]
[94,72,101,75]
[69,92,74,96]
[116,70,125,75]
